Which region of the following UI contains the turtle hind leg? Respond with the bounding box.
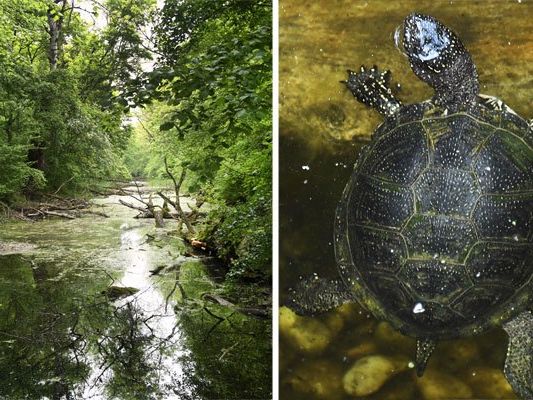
[502,311,533,399]
[288,276,352,316]
[343,65,402,116]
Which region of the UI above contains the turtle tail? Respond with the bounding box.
[502,311,533,399]
[415,338,437,377]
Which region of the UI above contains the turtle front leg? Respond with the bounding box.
[343,65,402,116]
[502,311,533,399]
[288,276,353,315]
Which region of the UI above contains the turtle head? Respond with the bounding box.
[395,13,479,109]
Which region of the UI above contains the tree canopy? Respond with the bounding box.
[0,0,272,275]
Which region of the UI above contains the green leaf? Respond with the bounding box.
[159,121,175,131]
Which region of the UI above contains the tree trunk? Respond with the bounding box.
[47,0,68,70]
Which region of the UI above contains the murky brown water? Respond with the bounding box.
[279,1,531,399]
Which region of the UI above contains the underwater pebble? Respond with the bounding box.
[346,340,378,359]
[466,367,517,399]
[374,321,415,352]
[416,370,473,399]
[342,355,408,396]
[279,306,333,353]
[284,360,344,400]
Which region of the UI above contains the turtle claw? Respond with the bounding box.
[344,65,402,116]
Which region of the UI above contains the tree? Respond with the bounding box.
[0,0,155,198]
[126,0,272,276]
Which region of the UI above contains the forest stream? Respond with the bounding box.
[0,182,271,399]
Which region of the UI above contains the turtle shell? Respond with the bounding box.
[335,101,533,339]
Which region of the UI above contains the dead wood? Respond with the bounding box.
[43,210,76,219]
[162,157,195,234]
[118,199,148,213]
[202,293,270,319]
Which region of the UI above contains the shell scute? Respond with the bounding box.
[474,130,533,193]
[361,123,428,185]
[399,260,470,303]
[350,225,407,274]
[466,242,532,288]
[413,168,480,217]
[473,194,532,241]
[347,177,414,230]
[402,215,477,261]
[429,115,494,169]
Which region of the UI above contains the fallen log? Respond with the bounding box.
[202,293,270,319]
[43,210,76,219]
[118,199,148,213]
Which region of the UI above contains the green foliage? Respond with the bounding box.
[0,0,155,198]
[129,0,272,277]
[0,144,44,198]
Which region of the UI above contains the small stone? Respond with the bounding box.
[279,306,333,353]
[343,355,408,396]
[416,370,473,399]
[346,340,378,359]
[374,321,415,352]
[466,367,517,399]
[284,360,344,400]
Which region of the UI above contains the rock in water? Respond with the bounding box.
[342,355,408,396]
[279,306,334,354]
[416,370,473,399]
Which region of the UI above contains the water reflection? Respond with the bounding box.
[0,186,271,399]
[81,228,192,399]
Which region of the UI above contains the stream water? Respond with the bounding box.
[280,1,531,399]
[0,184,271,399]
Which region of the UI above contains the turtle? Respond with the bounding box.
[289,13,532,398]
